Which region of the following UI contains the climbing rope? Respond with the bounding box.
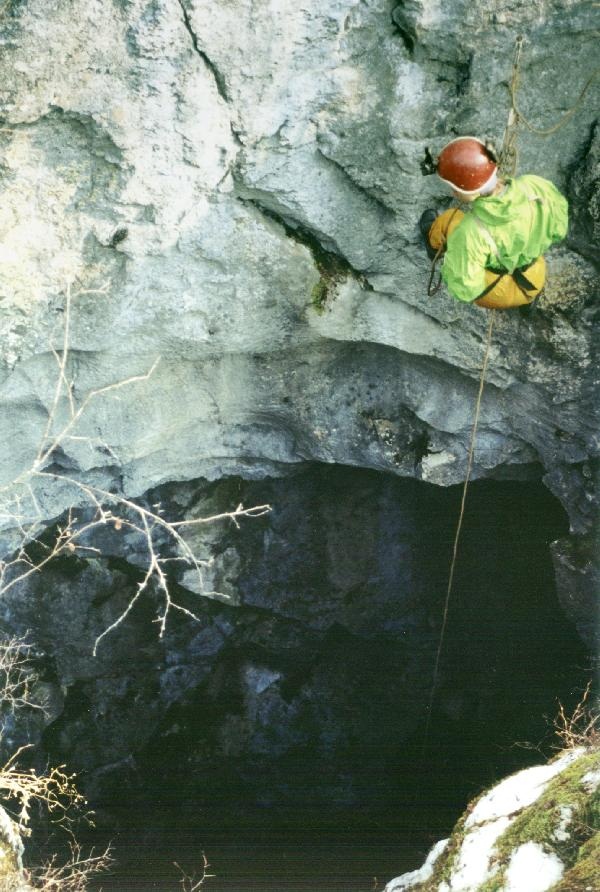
[498,37,523,177]
[422,310,495,752]
[427,243,445,296]
[501,34,600,176]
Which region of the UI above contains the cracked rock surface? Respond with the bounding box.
[0,5,597,637]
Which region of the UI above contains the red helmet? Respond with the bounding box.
[437,137,498,195]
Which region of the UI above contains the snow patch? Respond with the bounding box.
[448,817,510,890]
[505,842,564,891]
[384,838,448,891]
[552,805,573,842]
[466,748,584,827]
[581,768,600,793]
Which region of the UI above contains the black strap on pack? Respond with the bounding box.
[475,261,537,302]
[475,272,506,301]
[512,265,537,293]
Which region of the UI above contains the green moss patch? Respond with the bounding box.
[311,279,330,314]
[549,831,600,890]
[306,229,370,314]
[483,749,600,890]
[405,750,600,892]
[240,197,371,315]
[476,874,504,892]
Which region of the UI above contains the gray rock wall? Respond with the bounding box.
[0,2,598,642]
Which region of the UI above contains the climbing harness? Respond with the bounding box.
[470,197,542,301]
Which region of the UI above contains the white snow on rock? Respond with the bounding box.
[505,842,564,891]
[465,748,584,828]
[384,838,449,891]
[384,749,588,892]
[552,805,573,842]
[446,818,510,890]
[581,768,600,793]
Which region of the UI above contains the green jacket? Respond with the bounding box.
[441,175,569,302]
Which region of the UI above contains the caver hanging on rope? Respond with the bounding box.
[421,137,568,309]
[420,36,600,755]
[420,33,600,310]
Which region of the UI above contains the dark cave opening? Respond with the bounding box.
[32,465,590,891]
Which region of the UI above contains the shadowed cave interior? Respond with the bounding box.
[34,465,589,891]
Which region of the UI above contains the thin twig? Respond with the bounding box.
[0,277,270,657]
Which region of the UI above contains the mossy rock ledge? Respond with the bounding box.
[0,804,28,891]
[385,747,600,892]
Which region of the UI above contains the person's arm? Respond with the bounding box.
[441,220,490,302]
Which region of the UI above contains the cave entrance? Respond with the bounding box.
[57,465,588,891]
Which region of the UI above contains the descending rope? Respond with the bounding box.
[421,37,598,751]
[422,310,496,752]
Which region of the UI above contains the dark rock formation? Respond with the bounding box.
[0,469,588,812]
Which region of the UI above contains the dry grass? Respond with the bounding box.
[175,854,215,890]
[25,843,113,892]
[0,636,109,891]
[0,752,85,839]
[0,637,43,719]
[554,681,600,752]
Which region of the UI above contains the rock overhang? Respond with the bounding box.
[0,0,596,611]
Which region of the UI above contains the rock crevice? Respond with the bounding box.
[175,0,230,103]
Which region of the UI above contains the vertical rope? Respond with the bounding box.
[499,36,524,178]
[422,311,496,753]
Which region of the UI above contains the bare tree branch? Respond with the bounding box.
[0,277,270,653]
[174,854,215,891]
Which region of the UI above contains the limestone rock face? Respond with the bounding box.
[0,0,597,508]
[0,2,598,878]
[568,119,600,266]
